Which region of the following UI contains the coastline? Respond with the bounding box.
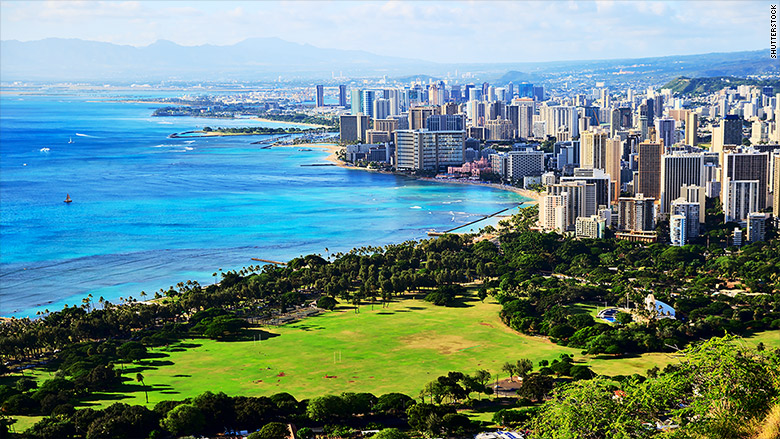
[286,142,541,202]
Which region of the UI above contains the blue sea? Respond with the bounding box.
[0,92,527,318]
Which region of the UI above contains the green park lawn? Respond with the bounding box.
[16,293,780,425]
[51,294,697,409]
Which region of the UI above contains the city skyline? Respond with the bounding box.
[0,0,772,64]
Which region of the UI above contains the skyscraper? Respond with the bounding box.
[660,153,704,214]
[338,85,347,107]
[372,98,391,120]
[395,129,465,171]
[637,141,663,200]
[361,90,376,118]
[773,152,780,220]
[617,193,655,232]
[339,114,369,142]
[315,85,324,108]
[685,112,698,146]
[350,89,362,115]
[670,214,687,246]
[655,118,676,150]
[722,149,770,211]
[409,106,438,130]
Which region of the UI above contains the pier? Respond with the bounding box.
[427,203,524,236]
[251,258,287,266]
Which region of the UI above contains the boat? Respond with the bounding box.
[40,147,50,152]
[64,194,72,203]
[68,137,74,144]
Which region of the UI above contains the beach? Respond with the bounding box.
[284,142,542,202]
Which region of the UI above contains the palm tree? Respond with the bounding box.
[136,373,149,404]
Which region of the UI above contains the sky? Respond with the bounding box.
[0,1,772,63]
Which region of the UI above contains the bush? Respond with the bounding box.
[249,422,290,439]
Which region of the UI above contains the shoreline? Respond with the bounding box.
[286,143,541,202]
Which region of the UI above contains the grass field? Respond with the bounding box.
[10,294,780,431]
[49,294,702,410]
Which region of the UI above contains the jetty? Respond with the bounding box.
[427,203,523,236]
[251,258,287,266]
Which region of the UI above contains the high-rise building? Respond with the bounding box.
[315,85,324,108]
[561,168,612,208]
[361,90,376,118]
[426,114,465,131]
[773,152,780,220]
[576,215,606,239]
[409,106,438,130]
[373,98,391,120]
[394,129,465,171]
[747,212,770,243]
[339,114,369,142]
[547,181,598,229]
[722,149,770,211]
[671,198,700,239]
[540,105,578,139]
[373,118,398,134]
[338,85,347,107]
[660,153,704,214]
[713,115,744,151]
[680,184,706,223]
[655,118,676,150]
[617,193,655,231]
[539,192,568,233]
[670,214,687,246]
[723,180,760,224]
[507,150,545,182]
[485,117,514,140]
[685,111,698,146]
[637,141,663,200]
[580,130,610,170]
[350,89,362,115]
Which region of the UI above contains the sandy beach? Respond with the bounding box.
[285,143,542,202]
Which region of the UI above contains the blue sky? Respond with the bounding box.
[0,1,772,63]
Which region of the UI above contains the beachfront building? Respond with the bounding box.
[395,129,466,171]
[340,114,369,142]
[447,157,492,178]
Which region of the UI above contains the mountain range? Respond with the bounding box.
[1,37,777,84]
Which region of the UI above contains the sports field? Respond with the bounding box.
[58,294,698,409]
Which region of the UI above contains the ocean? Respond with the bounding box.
[0,92,528,318]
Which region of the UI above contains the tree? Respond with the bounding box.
[372,428,410,439]
[160,404,205,436]
[136,373,149,404]
[517,374,554,402]
[249,422,290,439]
[502,361,516,381]
[117,341,147,362]
[615,312,633,325]
[515,359,533,381]
[306,395,347,421]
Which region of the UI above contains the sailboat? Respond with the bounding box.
[64,194,72,203]
[68,137,74,144]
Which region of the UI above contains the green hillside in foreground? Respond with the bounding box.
[662,76,780,95]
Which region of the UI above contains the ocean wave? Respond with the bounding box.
[75,133,100,138]
[410,206,422,209]
[184,140,196,144]
[152,144,179,148]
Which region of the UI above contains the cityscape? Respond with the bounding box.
[1,1,779,439]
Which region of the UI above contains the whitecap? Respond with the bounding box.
[75,133,100,138]
[410,206,422,209]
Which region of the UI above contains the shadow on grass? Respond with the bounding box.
[172,374,191,378]
[566,303,598,315]
[405,306,426,310]
[591,353,642,360]
[137,360,175,367]
[376,312,394,315]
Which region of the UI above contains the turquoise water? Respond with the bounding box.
[0,93,527,317]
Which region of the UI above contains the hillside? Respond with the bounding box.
[662,76,780,95]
